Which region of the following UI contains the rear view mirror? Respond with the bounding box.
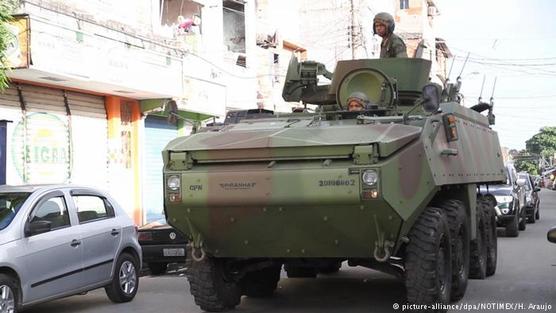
[25,220,52,236]
[421,83,441,113]
[548,227,556,244]
[534,187,541,192]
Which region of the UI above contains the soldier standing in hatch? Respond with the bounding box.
[373,12,407,58]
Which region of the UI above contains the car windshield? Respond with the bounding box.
[518,174,532,190]
[0,192,31,230]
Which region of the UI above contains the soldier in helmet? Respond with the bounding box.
[347,92,369,112]
[373,12,407,58]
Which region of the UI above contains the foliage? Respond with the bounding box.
[0,0,18,90]
[514,158,538,175]
[525,127,556,159]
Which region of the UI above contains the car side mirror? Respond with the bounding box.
[516,178,526,187]
[534,187,541,192]
[25,220,52,236]
[548,227,556,244]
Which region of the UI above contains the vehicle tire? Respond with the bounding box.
[518,209,527,231]
[535,203,540,220]
[105,252,139,303]
[434,199,469,302]
[285,265,317,278]
[528,208,536,224]
[0,274,19,313]
[405,207,452,306]
[505,212,519,237]
[186,257,241,312]
[469,204,487,279]
[480,199,497,277]
[319,261,342,274]
[148,262,168,275]
[240,266,281,297]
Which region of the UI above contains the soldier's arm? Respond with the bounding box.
[392,38,408,58]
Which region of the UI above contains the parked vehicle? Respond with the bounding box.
[518,172,541,223]
[486,164,526,237]
[0,185,142,313]
[138,219,187,275]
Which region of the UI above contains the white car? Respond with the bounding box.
[0,185,142,313]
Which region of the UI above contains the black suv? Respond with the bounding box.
[482,164,526,237]
[518,172,541,223]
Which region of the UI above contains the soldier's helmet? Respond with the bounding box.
[373,12,395,34]
[346,92,369,111]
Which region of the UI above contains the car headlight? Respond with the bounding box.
[361,170,378,186]
[526,195,531,203]
[501,208,510,214]
[167,175,181,191]
[494,196,513,204]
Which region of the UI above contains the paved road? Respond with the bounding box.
[26,190,556,313]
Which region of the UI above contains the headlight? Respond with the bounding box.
[501,208,510,214]
[167,175,181,191]
[362,170,378,186]
[526,195,531,203]
[495,196,513,204]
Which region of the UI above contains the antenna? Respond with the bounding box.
[447,54,456,82]
[490,77,498,102]
[478,75,486,103]
[457,52,471,79]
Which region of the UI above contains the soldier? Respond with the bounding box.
[373,12,407,58]
[347,92,369,112]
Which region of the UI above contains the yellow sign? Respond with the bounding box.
[4,15,30,69]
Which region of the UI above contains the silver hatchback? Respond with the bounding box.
[0,185,142,313]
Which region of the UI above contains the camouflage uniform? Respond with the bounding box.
[380,33,407,58]
[373,12,408,58]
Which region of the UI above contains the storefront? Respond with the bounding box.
[0,120,9,185]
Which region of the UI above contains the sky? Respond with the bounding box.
[435,0,556,150]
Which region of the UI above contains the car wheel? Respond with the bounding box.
[518,210,527,231]
[0,274,18,313]
[505,213,519,237]
[148,263,168,275]
[535,205,540,220]
[105,253,139,303]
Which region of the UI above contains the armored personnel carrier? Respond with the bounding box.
[163,56,505,311]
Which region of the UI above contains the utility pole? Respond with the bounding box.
[350,0,355,59]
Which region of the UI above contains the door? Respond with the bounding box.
[70,191,122,285]
[18,191,83,304]
[144,116,178,222]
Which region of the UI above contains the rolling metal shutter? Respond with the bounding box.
[0,84,107,185]
[144,115,178,223]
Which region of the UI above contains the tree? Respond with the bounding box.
[526,127,556,159]
[513,149,539,175]
[0,1,17,90]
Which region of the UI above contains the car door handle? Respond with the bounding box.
[111,229,120,236]
[70,239,81,247]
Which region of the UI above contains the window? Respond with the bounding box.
[30,196,70,230]
[73,195,114,223]
[0,192,30,230]
[400,0,409,9]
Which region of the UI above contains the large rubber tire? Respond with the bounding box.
[186,258,241,312]
[105,253,139,303]
[405,207,452,306]
[535,205,540,220]
[469,204,487,280]
[434,199,469,302]
[0,274,19,313]
[480,199,497,277]
[518,209,527,231]
[505,212,519,237]
[148,262,168,275]
[285,265,317,278]
[240,266,281,297]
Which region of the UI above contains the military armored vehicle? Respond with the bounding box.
[163,56,505,311]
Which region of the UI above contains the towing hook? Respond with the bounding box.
[191,245,206,262]
[374,240,395,263]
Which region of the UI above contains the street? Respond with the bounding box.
[26,190,556,313]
